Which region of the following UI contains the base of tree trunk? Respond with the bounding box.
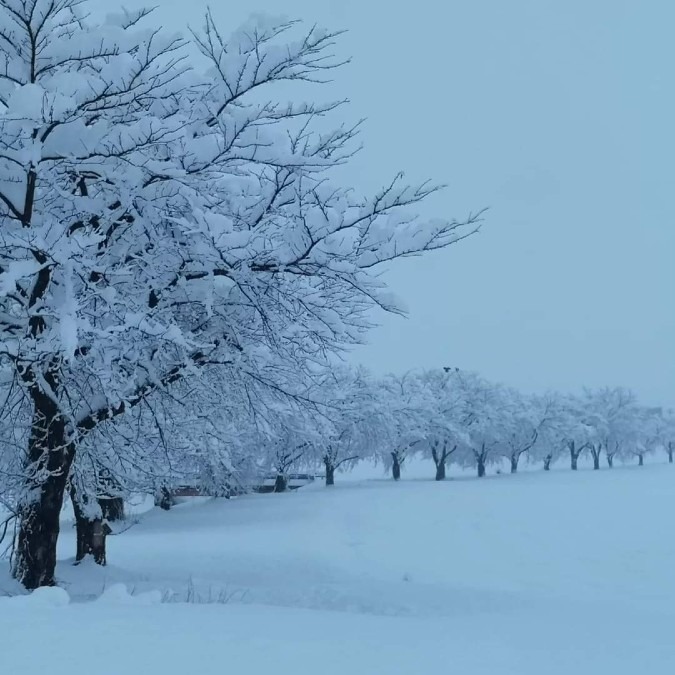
[477,462,486,478]
[274,474,288,492]
[592,456,600,470]
[13,405,73,590]
[607,455,614,468]
[638,454,644,466]
[71,486,110,566]
[13,500,62,590]
[510,457,518,473]
[669,452,673,464]
[435,462,446,481]
[571,457,578,471]
[325,463,335,486]
[74,518,109,566]
[156,488,174,510]
[392,459,401,481]
[543,456,552,471]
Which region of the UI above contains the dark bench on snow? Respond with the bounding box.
[156,474,318,507]
[253,473,318,493]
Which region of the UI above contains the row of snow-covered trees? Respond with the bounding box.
[365,369,675,479]
[0,0,481,588]
[238,367,675,485]
[116,365,675,495]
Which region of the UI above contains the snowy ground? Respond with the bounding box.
[2,464,675,674]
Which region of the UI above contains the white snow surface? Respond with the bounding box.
[2,465,675,674]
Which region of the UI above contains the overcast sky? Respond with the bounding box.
[99,0,675,405]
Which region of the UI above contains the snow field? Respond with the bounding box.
[2,464,675,674]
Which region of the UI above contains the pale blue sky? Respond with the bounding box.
[97,0,675,405]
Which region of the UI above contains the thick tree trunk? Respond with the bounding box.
[510,454,519,474]
[477,459,486,478]
[391,453,401,481]
[14,479,67,589]
[156,487,174,510]
[71,496,107,566]
[638,454,644,466]
[543,454,552,471]
[324,460,335,486]
[668,443,673,463]
[570,451,578,471]
[431,446,446,481]
[606,454,614,468]
[274,473,288,492]
[75,519,107,565]
[592,451,600,471]
[70,486,110,566]
[13,393,74,589]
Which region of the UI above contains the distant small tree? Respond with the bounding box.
[605,441,620,468]
[450,372,506,478]
[315,367,382,486]
[430,440,457,481]
[499,391,557,473]
[379,373,427,481]
[567,440,586,471]
[414,369,466,480]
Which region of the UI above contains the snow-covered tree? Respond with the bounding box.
[412,369,465,480]
[0,1,481,588]
[452,371,506,478]
[378,373,428,480]
[312,366,383,486]
[631,406,663,467]
[498,390,554,473]
[526,392,567,471]
[553,395,593,471]
[574,388,635,470]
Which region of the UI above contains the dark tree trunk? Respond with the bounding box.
[324,460,335,486]
[391,453,401,481]
[638,453,644,466]
[71,487,108,566]
[568,441,583,471]
[431,446,446,481]
[543,454,552,471]
[606,454,614,468]
[74,518,107,565]
[510,454,519,473]
[13,391,74,590]
[274,473,288,492]
[668,443,673,463]
[156,487,174,510]
[477,458,486,478]
[592,451,600,471]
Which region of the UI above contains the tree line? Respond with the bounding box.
[318,368,674,481]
